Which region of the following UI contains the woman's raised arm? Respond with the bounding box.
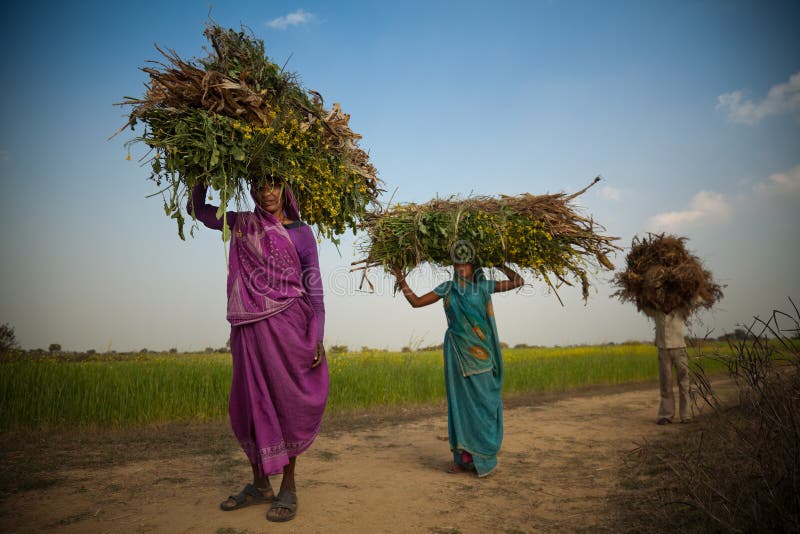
[186,184,235,232]
[391,268,442,308]
[494,264,525,293]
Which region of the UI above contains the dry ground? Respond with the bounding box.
[0,380,719,533]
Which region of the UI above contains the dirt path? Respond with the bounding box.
[0,382,708,533]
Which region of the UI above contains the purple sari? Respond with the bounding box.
[189,185,328,476]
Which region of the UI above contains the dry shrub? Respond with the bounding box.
[613,233,723,314]
[619,300,800,533]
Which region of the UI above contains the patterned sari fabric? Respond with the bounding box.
[226,185,304,326]
[229,296,327,476]
[434,270,503,476]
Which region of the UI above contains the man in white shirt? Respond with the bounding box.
[642,307,692,425]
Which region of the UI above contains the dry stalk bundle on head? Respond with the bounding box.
[354,177,620,302]
[113,22,380,243]
[612,233,723,314]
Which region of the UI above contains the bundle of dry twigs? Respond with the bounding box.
[114,23,379,242]
[354,177,619,302]
[612,233,723,314]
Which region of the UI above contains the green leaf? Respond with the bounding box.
[215,203,225,220]
[171,210,186,241]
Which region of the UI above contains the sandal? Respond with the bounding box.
[267,489,298,522]
[220,483,273,511]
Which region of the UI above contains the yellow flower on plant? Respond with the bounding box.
[126,152,131,161]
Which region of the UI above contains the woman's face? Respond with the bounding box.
[454,263,475,279]
[255,181,284,216]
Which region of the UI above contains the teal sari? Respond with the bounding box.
[434,269,503,476]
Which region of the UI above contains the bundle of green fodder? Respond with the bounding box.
[115,23,380,242]
[355,178,619,301]
[612,233,723,314]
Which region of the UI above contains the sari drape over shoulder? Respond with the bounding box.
[434,270,503,476]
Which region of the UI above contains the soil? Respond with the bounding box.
[0,380,719,533]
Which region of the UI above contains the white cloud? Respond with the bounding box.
[753,164,800,197]
[648,190,732,231]
[598,185,621,201]
[266,9,314,30]
[717,71,800,125]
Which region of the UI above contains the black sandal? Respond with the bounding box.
[267,489,298,522]
[220,483,273,511]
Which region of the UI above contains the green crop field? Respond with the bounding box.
[0,344,730,430]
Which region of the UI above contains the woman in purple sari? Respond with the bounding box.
[188,178,328,522]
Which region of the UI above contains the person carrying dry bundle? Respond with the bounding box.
[188,177,327,523]
[612,233,723,425]
[355,180,616,473]
[392,260,524,477]
[642,305,695,425]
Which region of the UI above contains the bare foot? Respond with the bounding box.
[446,462,473,474]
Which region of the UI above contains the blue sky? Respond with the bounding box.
[1,1,798,351]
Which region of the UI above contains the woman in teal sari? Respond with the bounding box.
[392,263,523,477]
